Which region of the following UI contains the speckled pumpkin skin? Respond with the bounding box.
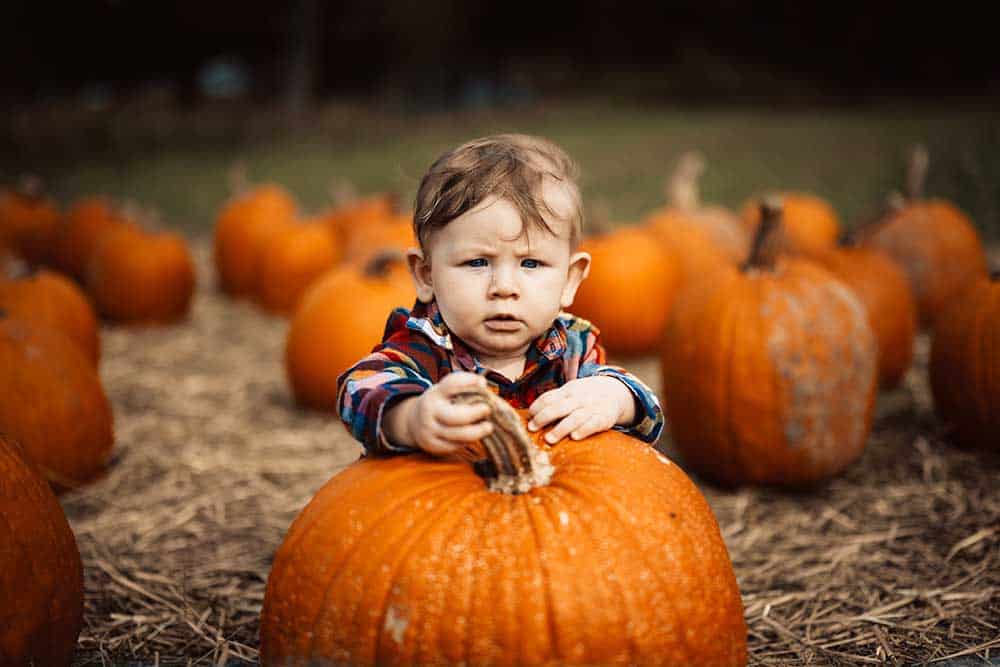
[662,258,878,487]
[261,427,747,666]
[0,434,84,666]
[930,274,1000,450]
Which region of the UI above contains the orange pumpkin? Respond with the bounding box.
[86,225,196,324]
[52,196,127,280]
[740,191,840,256]
[257,218,342,314]
[662,200,877,486]
[322,192,399,245]
[0,179,61,266]
[342,212,417,264]
[571,225,679,356]
[929,271,1000,450]
[0,314,114,490]
[0,434,84,666]
[214,183,298,297]
[803,242,916,389]
[261,389,747,666]
[286,252,415,410]
[857,149,987,327]
[0,267,101,365]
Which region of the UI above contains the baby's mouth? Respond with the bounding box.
[484,314,523,331]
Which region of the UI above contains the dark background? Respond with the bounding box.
[3,0,997,109]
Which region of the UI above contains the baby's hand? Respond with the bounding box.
[404,372,494,456]
[527,376,635,444]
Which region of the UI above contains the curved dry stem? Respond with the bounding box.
[667,151,707,211]
[742,196,783,272]
[905,145,929,201]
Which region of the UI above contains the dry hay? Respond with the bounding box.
[64,241,999,666]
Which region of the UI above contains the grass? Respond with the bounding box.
[3,98,998,238]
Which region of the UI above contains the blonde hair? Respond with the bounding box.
[413,134,583,249]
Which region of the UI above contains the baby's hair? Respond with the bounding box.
[413,134,583,249]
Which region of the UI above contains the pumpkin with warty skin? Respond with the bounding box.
[0,314,114,491]
[286,251,415,410]
[257,218,342,315]
[571,225,679,357]
[0,267,101,365]
[740,191,840,256]
[662,200,878,487]
[929,271,1000,450]
[51,196,126,280]
[0,434,85,666]
[86,224,196,324]
[260,388,747,666]
[214,183,298,297]
[856,148,987,328]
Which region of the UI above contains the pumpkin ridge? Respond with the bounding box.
[522,489,562,663]
[300,475,476,660]
[722,276,751,480]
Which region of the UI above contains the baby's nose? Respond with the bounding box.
[488,267,520,298]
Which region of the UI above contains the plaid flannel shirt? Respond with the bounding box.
[336,299,664,455]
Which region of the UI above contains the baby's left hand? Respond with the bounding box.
[527,376,635,444]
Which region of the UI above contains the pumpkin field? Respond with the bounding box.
[2,102,999,665]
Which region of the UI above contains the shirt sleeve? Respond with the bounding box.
[336,343,434,456]
[576,328,665,444]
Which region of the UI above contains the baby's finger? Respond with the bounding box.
[528,395,574,431]
[543,409,590,444]
[527,388,563,417]
[440,371,488,396]
[419,436,462,456]
[571,414,610,441]
[440,420,494,444]
[435,400,492,426]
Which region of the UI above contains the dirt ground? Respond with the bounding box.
[64,241,999,666]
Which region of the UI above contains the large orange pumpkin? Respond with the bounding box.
[0,434,84,666]
[929,271,1000,450]
[85,224,196,324]
[214,183,298,297]
[803,241,916,389]
[0,314,115,490]
[51,196,127,280]
[257,218,341,315]
[571,225,679,356]
[740,191,840,256]
[260,389,747,666]
[857,148,987,327]
[286,251,415,410]
[0,178,61,266]
[0,267,101,365]
[662,200,878,486]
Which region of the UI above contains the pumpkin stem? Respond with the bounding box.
[667,151,706,211]
[742,196,783,271]
[905,145,929,201]
[842,191,906,246]
[453,389,554,494]
[363,249,406,278]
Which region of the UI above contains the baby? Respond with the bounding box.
[337,134,663,456]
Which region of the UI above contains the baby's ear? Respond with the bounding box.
[560,250,591,309]
[406,248,435,303]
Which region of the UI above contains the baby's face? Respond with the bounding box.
[410,191,589,365]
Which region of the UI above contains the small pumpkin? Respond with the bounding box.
[0,313,115,490]
[662,199,878,486]
[856,147,987,327]
[322,190,399,246]
[571,225,680,356]
[214,182,298,297]
[0,434,85,666]
[929,270,1000,450]
[0,266,100,365]
[286,251,415,410]
[342,211,417,264]
[0,177,61,266]
[261,388,747,666]
[257,218,342,314]
[51,196,127,280]
[740,191,840,256]
[85,224,196,324]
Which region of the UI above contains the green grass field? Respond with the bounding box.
[5,100,999,239]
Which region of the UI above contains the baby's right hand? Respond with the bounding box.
[406,372,494,456]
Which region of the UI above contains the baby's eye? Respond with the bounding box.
[465,258,488,268]
[521,258,541,269]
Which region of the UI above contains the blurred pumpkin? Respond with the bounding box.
[0,434,84,666]
[571,225,679,357]
[740,191,840,256]
[214,182,298,297]
[286,251,415,410]
[261,388,747,666]
[856,147,987,327]
[86,224,196,324]
[0,266,100,365]
[257,217,342,315]
[0,176,61,266]
[322,190,399,245]
[51,196,127,280]
[662,199,878,486]
[0,314,115,491]
[342,211,417,264]
[929,270,1000,450]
